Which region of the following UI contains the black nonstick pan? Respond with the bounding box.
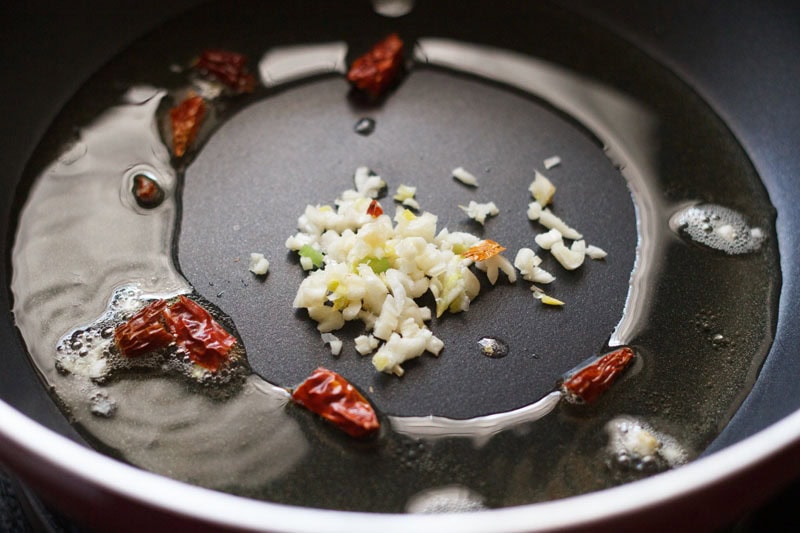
[1,1,799,530]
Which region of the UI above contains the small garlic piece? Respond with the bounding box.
[394,184,420,210]
[354,166,386,198]
[460,201,498,225]
[513,248,555,284]
[534,228,563,250]
[538,208,582,240]
[586,244,608,260]
[529,171,556,206]
[551,240,586,270]
[452,166,479,187]
[354,334,380,355]
[527,201,543,221]
[540,294,565,306]
[543,156,561,169]
[321,332,343,356]
[248,253,270,275]
[531,286,565,306]
[476,254,517,285]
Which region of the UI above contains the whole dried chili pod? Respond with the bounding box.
[169,94,206,158]
[114,296,237,373]
[560,346,635,404]
[291,367,380,438]
[114,299,173,357]
[347,33,404,97]
[162,296,238,373]
[195,49,256,94]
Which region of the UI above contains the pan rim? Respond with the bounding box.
[1,394,799,531]
[1,1,798,528]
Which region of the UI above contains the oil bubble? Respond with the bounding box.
[371,0,415,17]
[132,173,165,209]
[391,439,427,469]
[405,485,486,513]
[669,204,765,254]
[605,416,687,473]
[89,390,117,418]
[354,117,376,136]
[477,336,509,358]
[120,165,173,214]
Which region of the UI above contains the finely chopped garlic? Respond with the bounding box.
[286,165,608,372]
[287,168,512,376]
[321,332,343,356]
[452,166,479,187]
[543,155,561,170]
[248,253,270,275]
[513,248,555,284]
[528,171,556,206]
[460,200,499,225]
[393,184,420,210]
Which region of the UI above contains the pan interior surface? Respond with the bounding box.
[180,67,636,419]
[5,0,780,514]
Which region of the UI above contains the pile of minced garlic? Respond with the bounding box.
[286,164,605,376]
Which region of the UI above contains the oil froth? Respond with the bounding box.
[670,203,765,254]
[406,485,486,513]
[605,416,687,473]
[371,0,415,18]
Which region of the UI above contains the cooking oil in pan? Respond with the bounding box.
[8,0,779,513]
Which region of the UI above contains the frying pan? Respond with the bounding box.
[1,0,799,530]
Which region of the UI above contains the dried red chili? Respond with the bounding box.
[114,299,173,357]
[162,296,238,373]
[195,49,256,94]
[291,367,380,439]
[463,239,506,262]
[346,33,404,97]
[114,296,237,373]
[560,346,635,404]
[169,94,206,158]
[366,199,384,218]
[132,173,164,208]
